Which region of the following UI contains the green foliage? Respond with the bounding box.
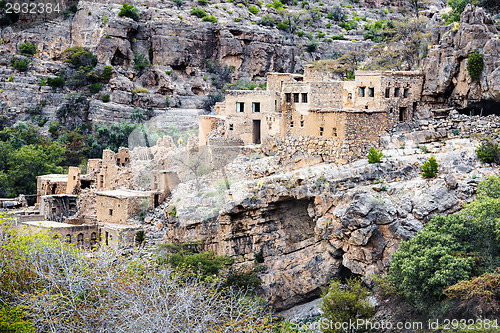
[421,156,438,178]
[277,20,290,31]
[62,47,97,69]
[47,76,65,89]
[224,264,265,290]
[118,2,139,20]
[135,230,145,245]
[10,57,30,72]
[18,42,37,55]
[169,205,177,217]
[367,147,383,163]
[159,250,233,276]
[320,278,375,333]
[249,5,259,14]
[199,0,209,4]
[172,0,183,8]
[258,14,275,26]
[330,34,345,40]
[202,15,218,23]
[7,75,13,82]
[306,39,319,52]
[130,108,147,123]
[388,176,500,314]
[475,139,499,164]
[338,20,358,30]
[89,83,103,94]
[102,94,110,103]
[442,0,470,23]
[0,306,34,333]
[132,53,150,72]
[467,50,484,81]
[190,6,206,18]
[87,121,137,158]
[101,65,113,80]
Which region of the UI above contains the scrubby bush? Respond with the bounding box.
[249,5,259,14]
[101,65,113,80]
[442,0,470,23]
[118,2,139,20]
[89,83,103,94]
[61,47,97,69]
[258,14,274,26]
[327,6,346,22]
[10,57,30,72]
[475,138,499,163]
[172,0,183,8]
[158,250,233,276]
[467,50,484,81]
[132,53,150,72]
[367,147,383,163]
[18,42,37,55]
[132,87,148,94]
[421,156,438,178]
[306,39,318,52]
[202,15,218,23]
[190,6,206,18]
[321,278,375,333]
[102,94,110,103]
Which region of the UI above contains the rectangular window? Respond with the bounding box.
[252,102,261,113]
[394,88,400,97]
[300,120,304,127]
[403,88,409,98]
[319,127,324,136]
[285,93,291,103]
[348,93,352,100]
[301,93,308,103]
[290,121,294,128]
[359,87,365,97]
[109,209,113,216]
[385,88,390,98]
[332,128,337,137]
[236,102,244,113]
[293,93,299,103]
[229,124,233,131]
[368,87,374,97]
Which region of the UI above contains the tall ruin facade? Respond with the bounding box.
[200,67,424,162]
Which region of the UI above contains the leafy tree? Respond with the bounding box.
[320,278,375,333]
[10,57,30,72]
[61,47,97,69]
[367,147,383,163]
[442,0,470,23]
[87,121,137,158]
[101,65,113,80]
[388,176,500,314]
[421,156,438,178]
[118,2,139,20]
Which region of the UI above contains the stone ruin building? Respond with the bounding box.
[12,147,179,249]
[200,66,425,163]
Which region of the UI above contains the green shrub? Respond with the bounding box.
[467,51,484,81]
[169,205,177,217]
[10,57,30,72]
[158,250,233,276]
[102,94,110,103]
[89,83,103,94]
[442,0,470,23]
[0,306,34,333]
[172,0,183,8]
[234,17,242,22]
[224,264,264,290]
[46,76,65,89]
[475,139,499,164]
[202,15,218,23]
[297,30,305,36]
[7,75,13,82]
[320,278,375,333]
[249,5,259,14]
[18,42,37,55]
[132,87,148,94]
[101,65,113,80]
[367,147,383,163]
[118,2,139,20]
[330,34,345,40]
[306,39,318,52]
[190,6,206,18]
[258,14,274,26]
[421,156,438,178]
[135,230,145,244]
[277,20,289,31]
[199,0,209,4]
[132,53,150,72]
[61,47,97,69]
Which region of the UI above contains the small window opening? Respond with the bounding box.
[285,93,291,103]
[359,87,365,97]
[109,209,113,216]
[252,102,261,113]
[293,93,299,103]
[394,88,400,97]
[385,88,390,98]
[236,102,244,113]
[301,93,308,103]
[403,88,409,98]
[368,87,374,97]
[229,124,234,131]
[319,127,324,136]
[332,128,337,137]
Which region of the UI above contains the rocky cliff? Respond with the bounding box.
[138,112,500,311]
[422,5,500,111]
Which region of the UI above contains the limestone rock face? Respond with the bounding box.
[422,5,500,108]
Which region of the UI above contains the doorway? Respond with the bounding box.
[399,107,407,122]
[253,120,261,144]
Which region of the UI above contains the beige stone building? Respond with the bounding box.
[200,67,424,161]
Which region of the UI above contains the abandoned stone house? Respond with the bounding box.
[13,147,179,249]
[200,66,424,161]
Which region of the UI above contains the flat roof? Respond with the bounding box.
[96,189,154,199]
[23,220,75,228]
[37,174,68,182]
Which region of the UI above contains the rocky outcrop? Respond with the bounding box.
[422,5,500,109]
[143,113,500,310]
